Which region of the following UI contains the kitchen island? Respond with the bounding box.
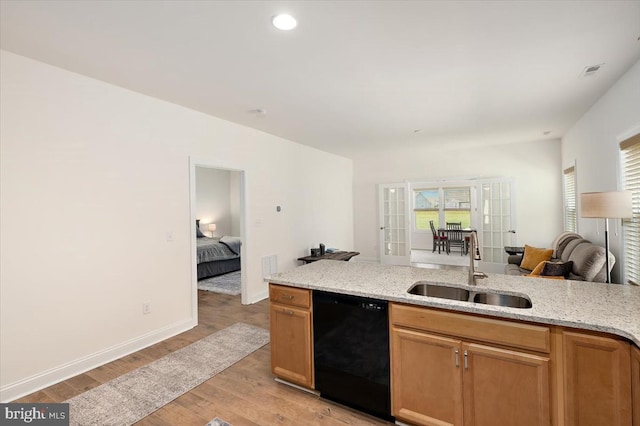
[268,260,640,426]
[269,260,640,346]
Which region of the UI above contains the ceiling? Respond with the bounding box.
[1,1,639,158]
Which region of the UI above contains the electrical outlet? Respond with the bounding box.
[143,302,151,315]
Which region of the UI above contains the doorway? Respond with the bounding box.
[378,177,516,271]
[189,158,247,324]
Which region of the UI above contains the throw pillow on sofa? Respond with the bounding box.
[521,245,554,271]
[529,261,547,276]
[527,260,571,279]
[541,261,574,278]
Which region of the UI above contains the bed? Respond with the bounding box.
[196,220,241,280]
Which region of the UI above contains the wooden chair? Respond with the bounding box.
[446,222,465,255]
[430,220,448,253]
[447,222,471,254]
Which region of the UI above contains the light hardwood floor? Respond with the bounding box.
[15,291,393,426]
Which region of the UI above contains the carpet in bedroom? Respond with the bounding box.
[198,270,241,295]
[65,323,269,426]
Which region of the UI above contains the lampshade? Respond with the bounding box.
[580,191,633,219]
[208,223,217,231]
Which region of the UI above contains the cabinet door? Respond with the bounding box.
[391,327,463,426]
[463,343,550,426]
[270,303,313,388]
[563,331,631,426]
[631,345,639,426]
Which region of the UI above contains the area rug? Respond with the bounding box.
[65,323,269,426]
[198,270,241,295]
[206,418,232,426]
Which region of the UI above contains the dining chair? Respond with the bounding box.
[446,222,470,254]
[430,220,448,254]
[446,222,465,255]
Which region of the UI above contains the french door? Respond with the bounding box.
[477,178,517,273]
[379,183,411,265]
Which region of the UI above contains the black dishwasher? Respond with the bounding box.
[313,290,392,421]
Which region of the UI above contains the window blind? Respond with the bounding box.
[563,166,577,233]
[620,135,640,285]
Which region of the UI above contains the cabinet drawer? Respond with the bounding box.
[269,284,311,309]
[391,303,550,353]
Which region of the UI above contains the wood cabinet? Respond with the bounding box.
[390,303,551,426]
[269,284,313,389]
[562,331,632,426]
[267,284,639,425]
[632,345,640,426]
[463,342,550,426]
[391,327,463,425]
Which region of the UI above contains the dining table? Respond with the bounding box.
[437,228,476,254]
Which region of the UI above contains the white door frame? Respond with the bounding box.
[378,182,411,265]
[189,157,248,324]
[477,177,517,273]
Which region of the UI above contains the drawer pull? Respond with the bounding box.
[281,294,294,300]
[464,350,468,369]
[454,349,459,367]
[286,310,294,315]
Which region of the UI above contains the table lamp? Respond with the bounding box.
[208,223,217,238]
[580,191,633,283]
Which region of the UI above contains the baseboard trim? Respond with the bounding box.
[0,317,196,403]
[246,289,268,305]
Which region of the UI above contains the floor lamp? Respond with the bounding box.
[580,191,633,283]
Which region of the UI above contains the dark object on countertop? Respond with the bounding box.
[320,243,326,255]
[298,251,360,264]
[311,248,321,257]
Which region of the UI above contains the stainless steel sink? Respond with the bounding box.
[407,282,470,301]
[473,292,532,309]
[407,282,532,309]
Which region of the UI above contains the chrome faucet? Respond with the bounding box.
[469,231,487,285]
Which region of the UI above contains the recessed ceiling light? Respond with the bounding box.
[272,14,297,31]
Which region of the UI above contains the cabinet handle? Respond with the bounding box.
[463,350,468,369]
[454,349,459,367]
[281,294,294,300]
[285,310,294,315]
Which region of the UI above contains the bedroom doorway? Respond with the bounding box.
[189,158,247,323]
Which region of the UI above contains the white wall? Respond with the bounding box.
[229,171,241,236]
[0,50,354,400]
[353,139,563,261]
[561,60,640,283]
[195,167,236,237]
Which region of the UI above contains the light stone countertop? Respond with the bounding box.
[268,260,640,347]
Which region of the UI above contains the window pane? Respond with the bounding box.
[415,189,439,209]
[621,136,640,285]
[414,188,439,230]
[444,187,470,208]
[444,187,471,228]
[416,211,439,230]
[444,211,471,228]
[563,166,577,232]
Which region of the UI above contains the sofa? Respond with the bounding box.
[505,232,614,282]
